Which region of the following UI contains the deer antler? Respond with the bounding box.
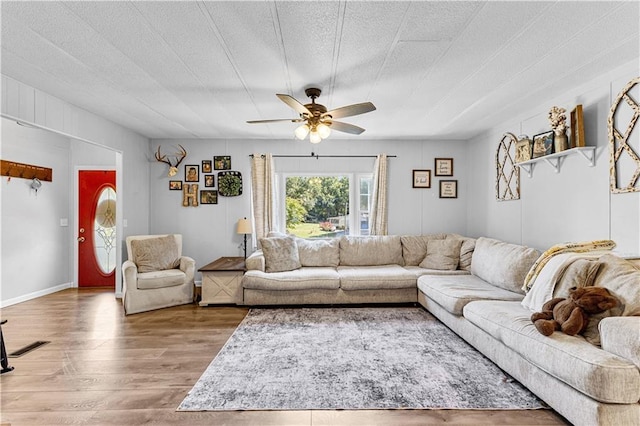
[155,145,188,177]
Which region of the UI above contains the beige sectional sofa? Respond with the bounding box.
[242,234,640,426]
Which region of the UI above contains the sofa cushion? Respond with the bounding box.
[470,237,540,294]
[553,258,602,299]
[337,265,416,290]
[463,300,640,404]
[400,234,446,266]
[131,235,180,273]
[593,254,640,316]
[296,238,340,267]
[417,274,522,316]
[446,234,476,271]
[404,266,471,278]
[339,236,403,266]
[137,269,185,289]
[242,267,340,290]
[260,236,301,273]
[419,239,462,270]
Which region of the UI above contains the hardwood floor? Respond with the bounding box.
[0,289,569,425]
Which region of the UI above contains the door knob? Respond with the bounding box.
[77,237,85,243]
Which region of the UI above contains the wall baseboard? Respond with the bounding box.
[1,282,73,308]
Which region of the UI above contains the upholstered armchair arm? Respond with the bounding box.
[122,260,138,290]
[599,316,640,368]
[179,256,196,284]
[246,250,265,272]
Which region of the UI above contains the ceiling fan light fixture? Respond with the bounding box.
[294,124,310,140]
[309,131,322,144]
[317,123,331,139]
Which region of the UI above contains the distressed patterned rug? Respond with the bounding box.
[178,307,545,411]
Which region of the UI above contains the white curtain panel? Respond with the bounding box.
[370,154,388,235]
[250,153,275,242]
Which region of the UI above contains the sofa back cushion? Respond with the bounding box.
[593,254,640,316]
[339,235,403,266]
[400,234,446,266]
[260,236,301,273]
[471,237,540,294]
[296,238,340,267]
[130,234,181,273]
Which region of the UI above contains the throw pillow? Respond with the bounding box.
[296,238,340,267]
[552,258,602,299]
[131,235,180,273]
[592,254,640,316]
[260,236,301,273]
[419,239,462,270]
[400,234,446,266]
[446,234,476,271]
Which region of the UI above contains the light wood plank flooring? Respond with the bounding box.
[0,289,569,425]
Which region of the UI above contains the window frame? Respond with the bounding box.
[277,172,372,237]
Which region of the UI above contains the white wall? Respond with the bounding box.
[149,138,469,273]
[467,61,640,253]
[1,75,150,306]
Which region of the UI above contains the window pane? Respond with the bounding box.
[94,187,116,274]
[285,176,349,238]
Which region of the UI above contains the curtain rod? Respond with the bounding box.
[249,153,396,159]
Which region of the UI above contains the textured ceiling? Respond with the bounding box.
[1,1,638,141]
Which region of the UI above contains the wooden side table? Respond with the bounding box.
[198,257,245,306]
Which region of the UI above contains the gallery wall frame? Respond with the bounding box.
[439,180,458,198]
[434,158,453,176]
[412,169,431,188]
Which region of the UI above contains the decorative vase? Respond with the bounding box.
[554,130,568,153]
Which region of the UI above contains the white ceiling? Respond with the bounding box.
[1,1,638,141]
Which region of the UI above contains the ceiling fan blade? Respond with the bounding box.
[329,120,366,135]
[276,94,312,116]
[246,118,304,124]
[323,102,376,119]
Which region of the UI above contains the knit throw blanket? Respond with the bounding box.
[522,240,616,292]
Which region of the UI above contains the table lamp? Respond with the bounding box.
[236,217,253,259]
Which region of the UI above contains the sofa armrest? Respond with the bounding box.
[180,256,196,283]
[122,260,138,286]
[599,316,640,368]
[246,250,265,272]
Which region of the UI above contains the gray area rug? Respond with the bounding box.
[178,307,546,411]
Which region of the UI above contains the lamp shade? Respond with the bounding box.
[294,124,310,140]
[237,217,253,234]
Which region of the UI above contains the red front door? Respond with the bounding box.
[78,170,116,288]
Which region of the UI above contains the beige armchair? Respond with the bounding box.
[122,234,195,315]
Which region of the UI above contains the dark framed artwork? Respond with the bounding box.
[169,180,182,190]
[185,164,199,182]
[204,174,215,187]
[412,170,431,188]
[214,156,231,170]
[570,104,585,148]
[200,190,218,204]
[217,171,243,196]
[434,158,454,176]
[202,160,212,173]
[439,180,458,199]
[532,131,554,158]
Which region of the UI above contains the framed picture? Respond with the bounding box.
[435,158,453,176]
[200,190,218,204]
[412,170,431,188]
[204,174,215,187]
[202,160,212,173]
[532,131,554,158]
[214,156,231,170]
[185,164,199,182]
[570,104,585,148]
[515,136,532,163]
[439,180,458,199]
[169,180,182,190]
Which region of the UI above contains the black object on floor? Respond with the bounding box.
[8,340,50,358]
[1,319,15,374]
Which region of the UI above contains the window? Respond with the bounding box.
[279,173,372,238]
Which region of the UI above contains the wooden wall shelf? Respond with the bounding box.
[516,147,596,177]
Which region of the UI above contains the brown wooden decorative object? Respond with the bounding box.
[570,105,585,148]
[182,184,199,207]
[1,160,52,182]
[609,77,640,193]
[496,132,520,201]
